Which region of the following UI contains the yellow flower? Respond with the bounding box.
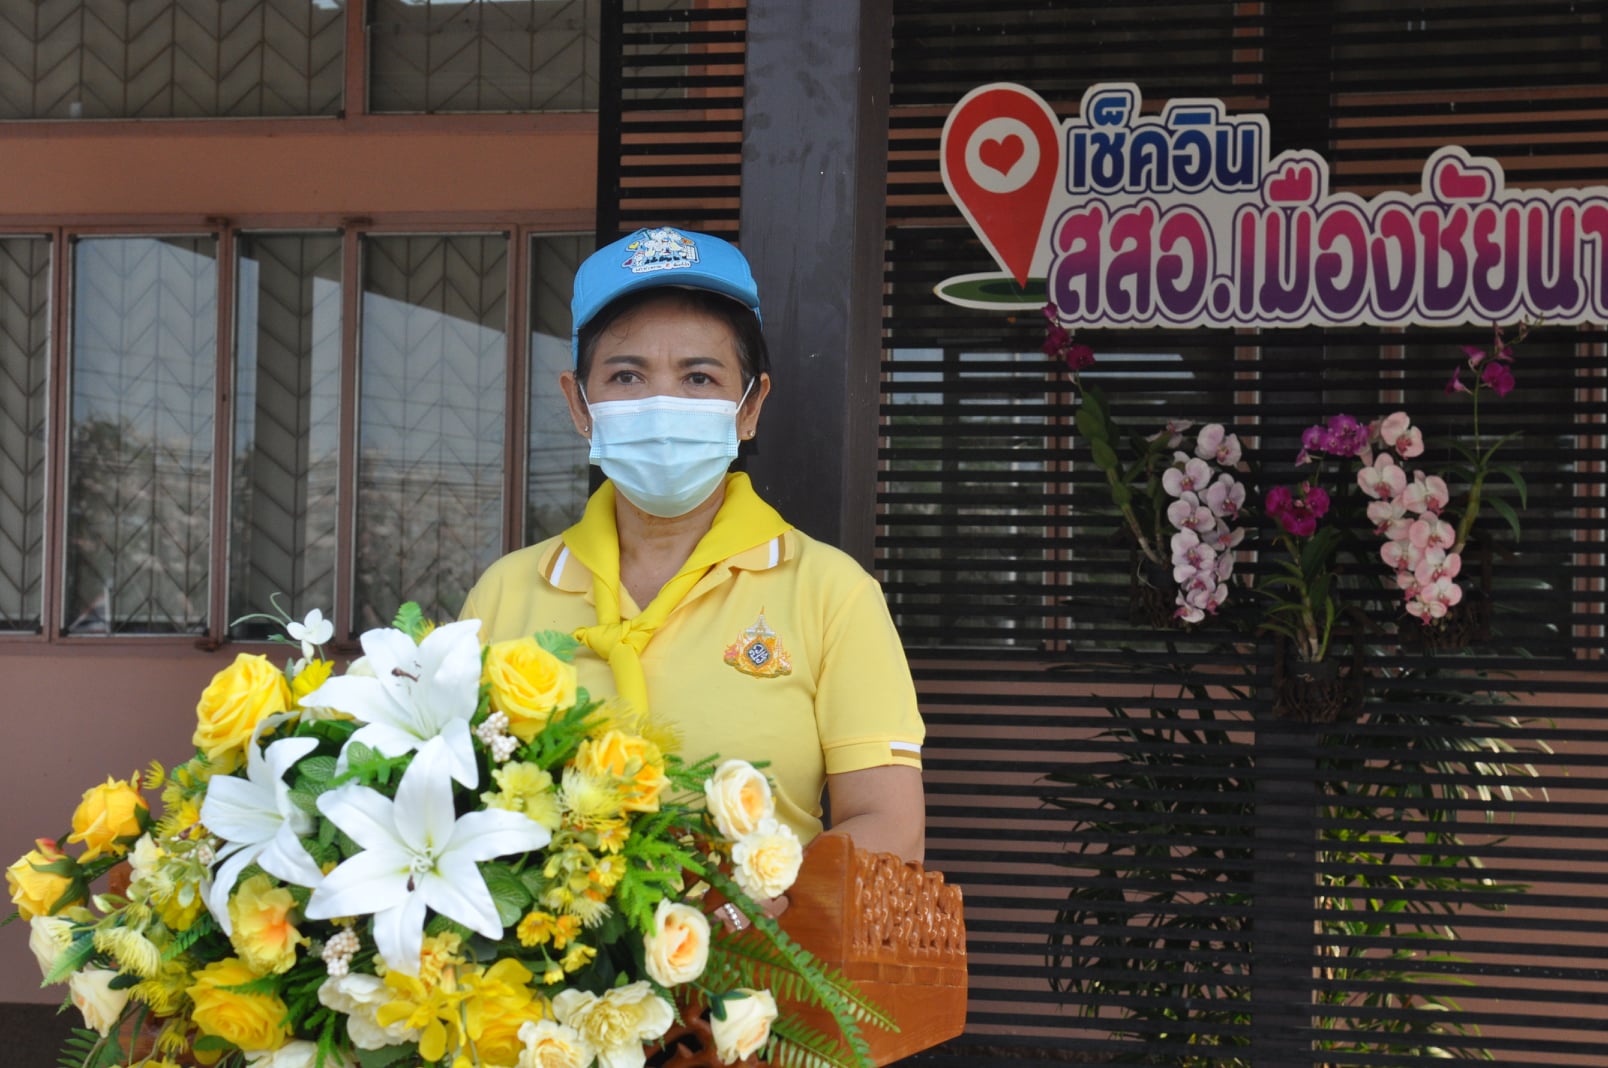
[189,957,291,1052]
[132,958,193,1016]
[228,874,308,975]
[516,910,582,950]
[379,968,468,1063]
[6,838,81,920]
[573,731,668,814]
[193,653,293,768]
[481,762,562,830]
[558,765,625,828]
[418,932,467,991]
[483,637,578,741]
[460,958,543,1064]
[155,878,206,933]
[593,819,630,854]
[559,943,597,974]
[290,657,335,707]
[92,925,162,978]
[66,773,149,862]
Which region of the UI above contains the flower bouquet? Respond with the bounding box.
[9,603,892,1068]
[1043,305,1249,627]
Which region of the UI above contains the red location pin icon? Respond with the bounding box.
[942,83,1062,287]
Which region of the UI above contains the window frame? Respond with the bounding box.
[0,218,580,648]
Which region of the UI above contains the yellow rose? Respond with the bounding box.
[573,730,668,814]
[710,988,778,1063]
[731,818,803,901]
[68,966,130,1036]
[193,653,292,767]
[190,958,292,1052]
[461,958,543,1064]
[66,773,149,861]
[6,838,82,920]
[229,874,309,975]
[643,899,709,987]
[516,1018,596,1068]
[484,638,578,742]
[703,760,774,841]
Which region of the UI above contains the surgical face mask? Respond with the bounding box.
[583,380,752,518]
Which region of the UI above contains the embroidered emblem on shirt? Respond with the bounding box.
[723,611,792,678]
[623,227,700,275]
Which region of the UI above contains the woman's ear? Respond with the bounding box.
[739,372,771,440]
[559,369,591,438]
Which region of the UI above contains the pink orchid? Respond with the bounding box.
[1401,473,1450,516]
[1147,419,1194,449]
[1356,454,1406,500]
[1413,548,1462,587]
[1194,424,1243,466]
[1366,497,1405,531]
[1378,411,1412,446]
[1444,367,1470,395]
[1204,475,1245,519]
[1162,457,1213,497]
[1480,361,1515,396]
[1407,515,1456,551]
[1394,426,1425,458]
[1167,496,1215,534]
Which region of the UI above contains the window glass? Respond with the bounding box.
[66,236,217,635]
[0,236,51,633]
[0,0,345,120]
[526,233,589,544]
[229,233,344,639]
[355,233,507,630]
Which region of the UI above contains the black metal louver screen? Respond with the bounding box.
[881,3,1608,1067]
[596,0,746,244]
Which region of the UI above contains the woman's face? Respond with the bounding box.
[562,293,770,439]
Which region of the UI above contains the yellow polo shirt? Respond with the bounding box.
[459,524,924,843]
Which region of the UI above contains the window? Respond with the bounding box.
[4,227,588,642]
[0,236,51,633]
[0,0,345,120]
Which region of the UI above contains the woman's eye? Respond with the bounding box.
[609,370,642,384]
[687,372,714,386]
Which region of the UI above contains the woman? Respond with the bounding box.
[461,227,926,887]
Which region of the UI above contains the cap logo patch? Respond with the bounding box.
[723,611,792,678]
[624,228,700,275]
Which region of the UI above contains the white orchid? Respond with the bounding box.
[199,728,324,933]
[286,608,334,661]
[303,738,552,975]
[298,618,484,789]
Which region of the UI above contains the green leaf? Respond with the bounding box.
[1487,494,1522,540]
[1492,463,1529,508]
[1109,481,1132,507]
[390,602,429,642]
[481,863,533,927]
[534,630,581,662]
[1089,438,1121,473]
[43,933,96,985]
[1074,407,1109,443]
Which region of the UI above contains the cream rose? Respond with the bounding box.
[553,981,674,1068]
[703,761,773,841]
[317,973,420,1050]
[731,818,803,901]
[29,915,76,982]
[517,1018,597,1068]
[643,899,710,987]
[244,1040,357,1068]
[68,967,130,1035]
[710,989,778,1064]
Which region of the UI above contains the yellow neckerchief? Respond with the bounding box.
[564,473,793,714]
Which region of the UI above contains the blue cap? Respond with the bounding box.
[571,227,762,360]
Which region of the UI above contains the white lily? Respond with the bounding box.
[298,617,484,789]
[286,608,334,661]
[199,728,324,933]
[303,738,551,975]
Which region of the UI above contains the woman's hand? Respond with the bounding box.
[823,765,925,863]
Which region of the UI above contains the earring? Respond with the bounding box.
[582,423,591,433]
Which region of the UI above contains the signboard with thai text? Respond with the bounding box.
[938,82,1608,329]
